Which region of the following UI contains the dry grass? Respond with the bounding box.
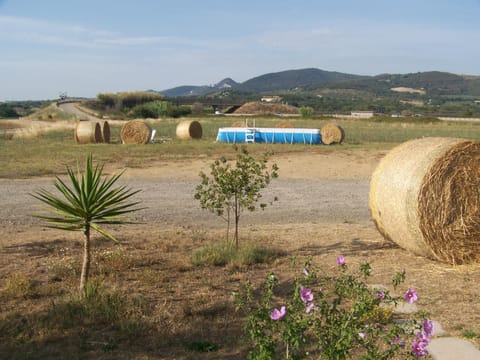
[1,222,480,359]
[234,102,300,115]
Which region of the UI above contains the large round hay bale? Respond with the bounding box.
[99,120,110,143]
[320,123,345,145]
[176,120,202,140]
[75,121,102,144]
[369,137,480,264]
[120,120,152,144]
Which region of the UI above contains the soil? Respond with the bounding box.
[1,148,480,358]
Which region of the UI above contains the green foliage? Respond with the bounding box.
[31,154,143,296]
[96,91,164,109]
[191,241,280,267]
[188,341,219,352]
[0,103,19,118]
[235,258,430,359]
[131,100,192,118]
[299,106,314,118]
[194,146,279,248]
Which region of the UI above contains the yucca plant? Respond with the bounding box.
[31,154,143,296]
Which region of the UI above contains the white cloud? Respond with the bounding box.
[0,15,203,49]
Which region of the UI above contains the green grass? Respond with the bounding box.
[2,116,480,178]
[191,241,282,267]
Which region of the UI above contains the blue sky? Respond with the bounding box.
[1,0,480,100]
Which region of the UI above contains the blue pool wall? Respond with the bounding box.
[216,127,322,144]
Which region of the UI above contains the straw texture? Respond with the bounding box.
[75,121,102,144]
[369,137,480,264]
[120,120,152,144]
[176,120,202,140]
[320,123,344,145]
[99,120,110,143]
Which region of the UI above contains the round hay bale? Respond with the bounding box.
[369,137,480,264]
[176,120,202,140]
[99,120,110,143]
[75,121,102,144]
[320,123,345,145]
[120,120,152,144]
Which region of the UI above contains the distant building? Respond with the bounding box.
[351,111,374,118]
[261,96,282,103]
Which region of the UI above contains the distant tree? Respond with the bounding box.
[300,106,315,118]
[192,102,204,115]
[194,146,279,249]
[0,104,19,118]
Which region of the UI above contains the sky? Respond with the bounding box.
[1,0,480,100]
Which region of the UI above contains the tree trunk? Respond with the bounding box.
[226,207,230,243]
[79,224,91,297]
[234,195,239,250]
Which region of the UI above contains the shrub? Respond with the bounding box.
[235,256,433,359]
[31,154,143,297]
[300,106,315,118]
[192,241,279,267]
[194,146,279,249]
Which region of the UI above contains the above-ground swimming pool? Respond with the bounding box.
[216,127,321,144]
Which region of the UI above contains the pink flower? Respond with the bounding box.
[336,255,346,266]
[305,302,318,314]
[404,289,418,304]
[422,320,434,337]
[411,339,429,357]
[269,306,286,320]
[300,286,314,303]
[375,290,386,301]
[358,332,366,339]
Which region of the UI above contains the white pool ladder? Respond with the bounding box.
[244,118,256,143]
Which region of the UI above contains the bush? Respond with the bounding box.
[235,256,433,359]
[131,101,192,118]
[300,106,315,118]
[192,241,280,267]
[96,91,164,109]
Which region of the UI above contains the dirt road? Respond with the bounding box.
[0,151,382,231]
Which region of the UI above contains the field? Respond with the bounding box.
[1,115,480,359]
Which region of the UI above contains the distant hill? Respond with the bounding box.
[160,78,238,97]
[158,68,480,98]
[237,68,367,92]
[320,71,480,96]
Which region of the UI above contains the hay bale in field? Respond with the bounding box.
[99,120,110,143]
[75,121,102,144]
[320,123,344,145]
[369,137,480,264]
[120,120,152,144]
[176,120,202,140]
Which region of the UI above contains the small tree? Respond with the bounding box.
[194,146,279,249]
[31,154,143,297]
[300,106,315,118]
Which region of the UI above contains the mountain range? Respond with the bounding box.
[159,68,480,98]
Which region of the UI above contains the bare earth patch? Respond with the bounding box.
[1,149,479,358]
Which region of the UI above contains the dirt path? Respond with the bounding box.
[0,150,383,230]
